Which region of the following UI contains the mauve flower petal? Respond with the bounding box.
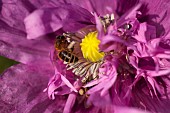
[146,69,170,77]
[1,1,169,113]
[141,0,170,32]
[101,74,117,96]
[99,35,128,52]
[85,57,118,107]
[63,93,77,113]
[73,105,150,113]
[87,74,117,97]
[132,89,170,113]
[0,24,54,64]
[95,13,104,41]
[146,76,160,96]
[47,75,73,99]
[46,58,78,98]
[24,8,62,39]
[1,0,51,31]
[0,1,55,64]
[63,0,117,16]
[134,23,156,43]
[161,59,170,68]
[114,106,151,113]
[64,0,141,17]
[61,74,78,93]
[117,4,141,25]
[0,63,67,113]
[25,4,94,39]
[87,91,111,107]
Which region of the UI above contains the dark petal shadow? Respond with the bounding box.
[115,0,139,17]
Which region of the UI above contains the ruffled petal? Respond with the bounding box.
[140,0,170,32]
[0,1,55,64]
[64,93,77,113]
[0,25,54,65]
[113,106,151,113]
[25,4,94,39]
[64,0,140,17]
[132,87,170,113]
[72,105,150,113]
[62,0,116,16]
[1,0,51,31]
[87,91,111,107]
[0,63,67,113]
[133,23,156,43]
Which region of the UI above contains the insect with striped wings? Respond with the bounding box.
[55,34,78,63]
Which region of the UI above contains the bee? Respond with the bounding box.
[55,34,102,84]
[55,34,78,63]
[58,50,78,63]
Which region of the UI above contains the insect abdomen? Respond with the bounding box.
[59,50,78,63]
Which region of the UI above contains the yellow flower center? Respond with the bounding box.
[80,31,104,62]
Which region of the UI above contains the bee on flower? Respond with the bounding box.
[1,0,170,113]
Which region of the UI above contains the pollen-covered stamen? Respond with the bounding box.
[78,88,89,97]
[76,88,92,108]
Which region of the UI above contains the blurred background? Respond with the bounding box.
[0,56,18,74]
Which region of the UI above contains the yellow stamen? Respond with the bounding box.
[80,31,104,62]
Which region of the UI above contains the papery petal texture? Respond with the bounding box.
[63,0,117,16]
[25,4,94,39]
[0,64,67,113]
[140,0,170,32]
[0,0,55,64]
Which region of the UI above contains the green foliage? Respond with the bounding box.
[0,56,18,74]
